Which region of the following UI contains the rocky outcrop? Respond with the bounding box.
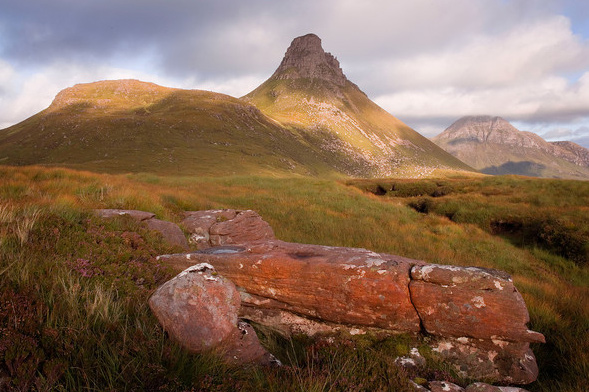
[181,209,275,249]
[551,140,589,167]
[148,263,276,365]
[157,240,544,384]
[95,209,189,250]
[271,33,347,86]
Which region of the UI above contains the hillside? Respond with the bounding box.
[0,80,346,177]
[0,34,475,178]
[0,166,587,391]
[432,115,589,180]
[244,34,473,177]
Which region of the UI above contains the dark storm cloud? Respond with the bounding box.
[0,0,326,79]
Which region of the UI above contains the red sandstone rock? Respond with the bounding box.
[149,263,240,352]
[158,240,422,333]
[148,263,273,365]
[181,209,275,249]
[464,383,502,392]
[410,264,545,343]
[146,218,189,250]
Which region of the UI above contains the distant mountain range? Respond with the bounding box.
[432,116,589,180]
[0,34,473,178]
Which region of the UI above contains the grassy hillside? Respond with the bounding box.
[0,165,587,391]
[0,80,365,178]
[0,78,475,179]
[245,77,474,178]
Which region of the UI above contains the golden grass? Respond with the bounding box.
[0,165,587,391]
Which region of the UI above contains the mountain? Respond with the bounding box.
[243,34,473,177]
[0,34,474,177]
[0,80,343,176]
[432,115,589,180]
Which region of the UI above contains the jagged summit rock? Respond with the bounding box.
[271,33,347,86]
[433,115,589,179]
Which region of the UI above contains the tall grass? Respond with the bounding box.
[0,165,587,391]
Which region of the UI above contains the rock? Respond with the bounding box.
[209,210,275,246]
[464,383,501,392]
[429,381,465,392]
[430,337,538,385]
[394,347,426,370]
[272,33,347,86]
[148,263,272,365]
[145,218,189,250]
[464,385,530,392]
[155,239,544,383]
[149,263,241,352]
[182,209,274,249]
[410,264,545,343]
[158,240,422,334]
[411,380,431,392]
[94,208,155,221]
[94,209,188,250]
[222,321,282,366]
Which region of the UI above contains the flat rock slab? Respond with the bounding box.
[94,209,155,221]
[158,240,422,333]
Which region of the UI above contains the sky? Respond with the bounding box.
[1,0,589,148]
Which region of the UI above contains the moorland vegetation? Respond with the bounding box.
[0,165,587,391]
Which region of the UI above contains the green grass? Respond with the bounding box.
[0,166,587,391]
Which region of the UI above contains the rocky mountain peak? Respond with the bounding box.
[271,33,347,86]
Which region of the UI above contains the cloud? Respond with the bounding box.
[0,0,588,147]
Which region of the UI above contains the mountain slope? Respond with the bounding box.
[432,116,589,180]
[0,80,349,176]
[0,34,475,178]
[243,33,474,177]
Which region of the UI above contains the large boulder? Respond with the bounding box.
[181,209,275,249]
[409,264,543,384]
[156,239,544,384]
[145,218,189,250]
[157,240,423,334]
[410,264,544,343]
[148,263,273,365]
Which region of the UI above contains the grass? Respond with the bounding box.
[0,165,587,391]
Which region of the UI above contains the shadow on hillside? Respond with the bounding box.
[481,161,546,177]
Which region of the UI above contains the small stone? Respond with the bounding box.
[429,381,465,392]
